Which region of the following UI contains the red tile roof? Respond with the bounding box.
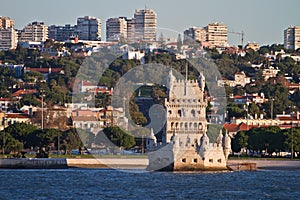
[5,113,31,119]
[12,89,38,97]
[0,98,12,101]
[224,122,252,132]
[81,80,97,87]
[24,67,62,74]
[71,116,98,121]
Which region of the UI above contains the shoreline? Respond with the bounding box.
[0,158,299,170]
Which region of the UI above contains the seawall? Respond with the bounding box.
[1,158,299,170]
[0,158,68,169]
[0,158,149,169]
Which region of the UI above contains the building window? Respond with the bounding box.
[191,110,196,118]
[178,110,182,117]
[185,123,188,130]
[218,159,222,163]
[209,159,213,163]
[182,158,186,163]
[193,159,198,163]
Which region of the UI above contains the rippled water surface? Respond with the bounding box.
[0,169,299,199]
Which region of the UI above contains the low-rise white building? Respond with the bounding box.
[218,71,250,87]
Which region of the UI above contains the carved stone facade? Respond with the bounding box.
[147,70,231,171]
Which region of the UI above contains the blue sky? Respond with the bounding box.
[1,0,299,45]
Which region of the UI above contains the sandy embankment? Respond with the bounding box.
[66,158,149,169]
[227,159,300,170]
[68,158,300,170]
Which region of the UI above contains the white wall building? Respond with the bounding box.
[134,9,157,43]
[106,17,127,42]
[284,26,300,50]
[19,21,48,42]
[0,28,18,50]
[205,22,228,47]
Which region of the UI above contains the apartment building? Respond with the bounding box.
[205,22,228,47]
[183,27,206,43]
[48,24,76,41]
[0,28,18,50]
[77,16,101,41]
[19,21,48,42]
[284,26,300,50]
[134,9,157,42]
[106,17,127,42]
[0,17,17,50]
[0,17,14,29]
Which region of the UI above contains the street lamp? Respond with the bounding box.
[41,90,45,130]
[271,98,274,120]
[57,107,60,157]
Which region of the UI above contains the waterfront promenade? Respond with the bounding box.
[1,157,300,170]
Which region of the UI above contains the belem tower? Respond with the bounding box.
[146,70,231,171]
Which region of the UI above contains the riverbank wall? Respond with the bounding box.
[0,158,299,170]
[0,158,68,169]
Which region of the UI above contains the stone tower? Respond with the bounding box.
[147,69,230,171]
[165,70,207,144]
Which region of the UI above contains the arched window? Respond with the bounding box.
[171,122,174,129]
[199,123,203,130]
[194,123,198,129]
[178,110,182,117]
[168,110,172,115]
[185,122,188,130]
[191,110,196,118]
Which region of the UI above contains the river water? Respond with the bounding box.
[0,168,299,199]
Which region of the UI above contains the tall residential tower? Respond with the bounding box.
[77,16,101,41]
[106,17,127,42]
[205,22,228,47]
[284,26,300,50]
[0,17,17,50]
[19,21,48,42]
[133,9,157,43]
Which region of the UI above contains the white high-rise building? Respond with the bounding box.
[48,24,76,42]
[0,17,17,50]
[284,26,300,50]
[77,16,101,41]
[19,21,48,42]
[184,27,206,44]
[0,28,18,50]
[106,17,127,42]
[205,22,228,47]
[134,9,157,43]
[0,17,14,29]
[126,18,135,43]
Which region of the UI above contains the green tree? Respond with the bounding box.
[283,127,300,158]
[61,128,85,154]
[103,126,136,149]
[231,131,248,153]
[177,34,182,52]
[4,123,37,148]
[0,131,23,154]
[158,32,166,49]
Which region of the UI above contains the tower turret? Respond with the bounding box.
[222,133,231,160]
